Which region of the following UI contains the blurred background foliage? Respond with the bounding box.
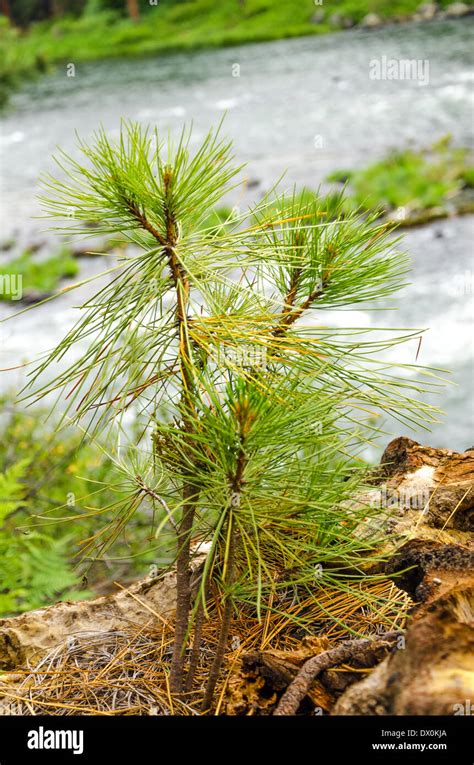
[4,0,470,28]
[0,396,168,617]
[2,1,472,106]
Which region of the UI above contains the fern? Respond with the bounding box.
[0,461,87,616]
[0,458,29,522]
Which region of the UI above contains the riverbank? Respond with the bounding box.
[1,21,472,448]
[1,0,473,106]
[327,136,474,225]
[2,137,472,304]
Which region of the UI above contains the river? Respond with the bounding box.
[0,18,473,450]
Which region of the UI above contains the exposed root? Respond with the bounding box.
[274,632,400,716]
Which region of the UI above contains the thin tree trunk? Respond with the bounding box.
[185,598,205,692]
[201,514,236,712]
[161,167,199,696]
[169,484,197,694]
[126,0,140,21]
[0,0,11,21]
[199,443,247,710]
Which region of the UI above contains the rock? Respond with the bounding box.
[331,172,350,183]
[310,10,325,24]
[341,16,355,29]
[328,13,343,27]
[360,13,383,28]
[417,2,439,19]
[445,2,471,16]
[19,290,54,305]
[25,241,43,254]
[393,13,414,23]
[0,238,15,251]
[72,246,108,258]
[328,13,354,29]
[246,177,261,189]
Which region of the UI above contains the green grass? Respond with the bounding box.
[1,0,472,105]
[327,136,474,217]
[0,246,79,301]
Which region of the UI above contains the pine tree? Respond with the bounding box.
[21,121,441,707]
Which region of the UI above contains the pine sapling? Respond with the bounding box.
[15,121,443,708]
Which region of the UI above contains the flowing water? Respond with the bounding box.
[0,18,473,449]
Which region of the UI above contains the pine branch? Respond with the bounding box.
[123,197,167,247]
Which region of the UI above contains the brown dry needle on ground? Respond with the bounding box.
[0,580,408,716]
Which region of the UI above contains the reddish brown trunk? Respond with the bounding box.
[0,0,11,20]
[126,0,140,21]
[169,485,197,694]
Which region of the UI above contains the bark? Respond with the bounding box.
[162,168,198,695]
[226,438,474,715]
[169,485,197,694]
[126,0,140,21]
[333,540,474,715]
[348,437,474,549]
[201,516,236,712]
[201,444,247,710]
[225,636,393,715]
[185,600,205,692]
[274,633,399,715]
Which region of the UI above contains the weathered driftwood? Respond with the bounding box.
[224,633,399,716]
[274,632,400,716]
[0,573,177,673]
[225,538,473,715]
[378,436,474,531]
[0,542,210,673]
[224,637,336,715]
[226,438,474,715]
[349,437,474,549]
[333,539,474,715]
